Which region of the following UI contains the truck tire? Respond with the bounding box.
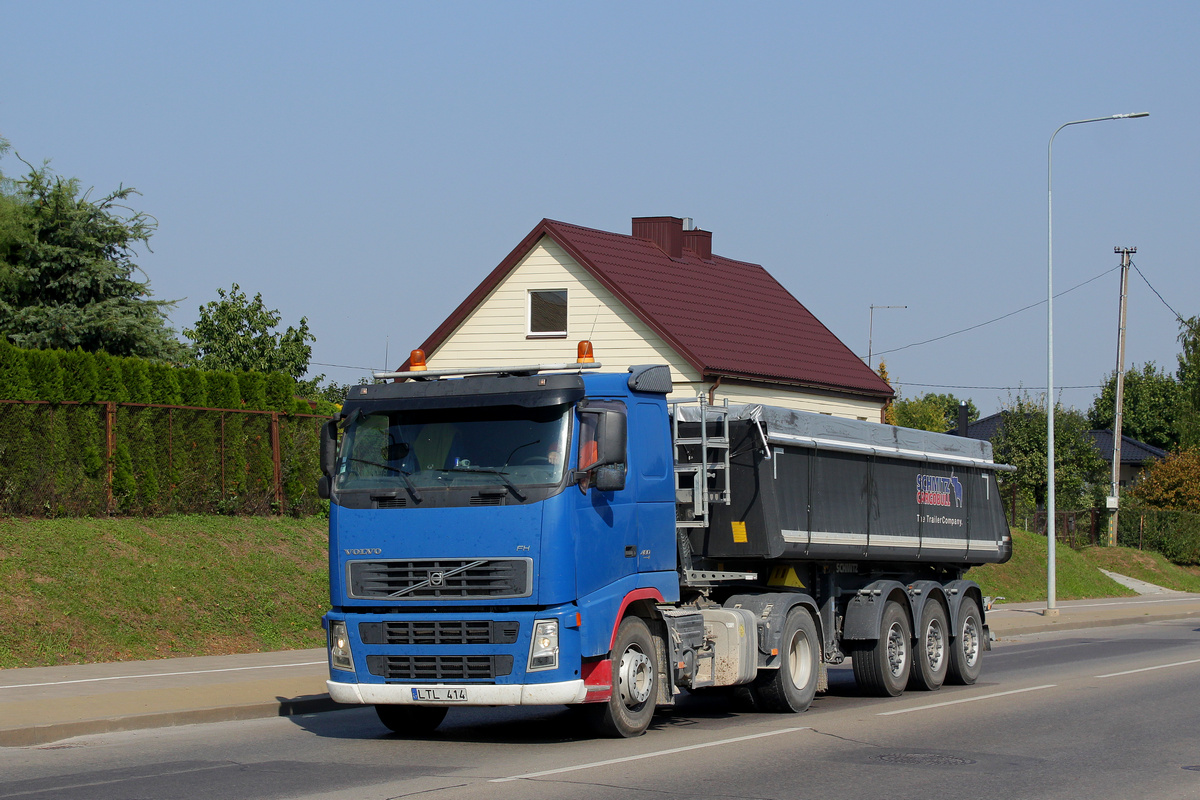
[753,607,820,713]
[589,616,658,737]
[907,600,949,691]
[947,597,983,685]
[374,704,448,735]
[849,600,911,697]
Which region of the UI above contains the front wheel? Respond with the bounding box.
[753,607,820,713]
[947,597,983,685]
[588,616,658,737]
[374,704,448,736]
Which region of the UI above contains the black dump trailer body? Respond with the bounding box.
[681,405,1013,567]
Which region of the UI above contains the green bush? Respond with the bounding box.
[59,348,99,402]
[1118,507,1200,565]
[94,351,129,403]
[24,349,65,403]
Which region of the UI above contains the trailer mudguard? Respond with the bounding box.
[724,592,822,669]
[841,580,911,641]
[942,578,990,651]
[906,580,950,630]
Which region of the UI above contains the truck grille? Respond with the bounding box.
[366,654,514,681]
[359,620,520,645]
[347,558,532,600]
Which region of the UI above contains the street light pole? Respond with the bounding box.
[1046,112,1148,616]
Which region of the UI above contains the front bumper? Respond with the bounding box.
[328,679,587,706]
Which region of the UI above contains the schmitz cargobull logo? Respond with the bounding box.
[917,474,963,508]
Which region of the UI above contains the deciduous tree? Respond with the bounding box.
[1087,362,1182,452]
[1129,447,1200,513]
[893,392,979,432]
[184,284,320,391]
[992,392,1106,511]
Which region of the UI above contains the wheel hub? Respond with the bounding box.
[961,617,979,667]
[886,621,907,678]
[925,619,945,671]
[618,647,653,706]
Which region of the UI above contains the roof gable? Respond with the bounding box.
[410,217,893,399]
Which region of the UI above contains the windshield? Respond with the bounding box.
[335,403,571,495]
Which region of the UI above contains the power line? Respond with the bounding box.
[312,361,379,371]
[1131,261,1186,324]
[866,263,1120,359]
[897,382,1103,391]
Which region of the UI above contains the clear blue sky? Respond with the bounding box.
[3,2,1196,416]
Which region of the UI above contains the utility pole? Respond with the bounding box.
[867,305,907,369]
[1108,246,1135,547]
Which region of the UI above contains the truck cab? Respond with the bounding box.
[321,363,680,736]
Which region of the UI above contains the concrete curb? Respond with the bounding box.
[0,694,348,748]
[991,607,1200,638]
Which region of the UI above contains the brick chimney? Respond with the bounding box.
[631,216,684,259]
[683,228,712,260]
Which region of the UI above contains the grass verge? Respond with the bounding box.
[1079,545,1200,593]
[0,515,328,669]
[967,528,1137,603]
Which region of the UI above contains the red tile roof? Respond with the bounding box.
[409,218,893,400]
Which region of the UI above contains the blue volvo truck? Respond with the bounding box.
[318,355,1013,737]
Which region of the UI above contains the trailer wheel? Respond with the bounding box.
[850,600,911,697]
[753,607,820,713]
[589,616,658,737]
[374,704,448,736]
[907,600,949,691]
[947,597,983,685]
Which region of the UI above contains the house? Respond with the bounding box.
[1086,429,1167,487]
[400,216,893,420]
[959,413,1165,486]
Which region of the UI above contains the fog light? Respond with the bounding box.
[329,620,354,672]
[528,619,559,671]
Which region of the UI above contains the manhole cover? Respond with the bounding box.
[871,753,977,766]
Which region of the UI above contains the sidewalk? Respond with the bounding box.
[4,594,1200,747]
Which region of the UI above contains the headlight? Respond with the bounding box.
[528,619,559,671]
[329,620,354,672]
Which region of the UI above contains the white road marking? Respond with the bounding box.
[490,727,809,783]
[876,684,1057,716]
[0,661,326,690]
[1095,657,1200,679]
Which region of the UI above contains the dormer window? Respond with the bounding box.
[528,289,567,338]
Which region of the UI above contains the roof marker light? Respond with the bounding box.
[577,340,595,364]
[409,349,427,371]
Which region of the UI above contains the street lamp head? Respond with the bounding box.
[1113,112,1150,119]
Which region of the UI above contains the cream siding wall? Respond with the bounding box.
[428,237,885,420]
[714,383,883,420]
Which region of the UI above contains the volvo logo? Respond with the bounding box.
[344,548,382,555]
[428,571,445,587]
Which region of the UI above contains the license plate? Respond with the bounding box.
[411,687,468,703]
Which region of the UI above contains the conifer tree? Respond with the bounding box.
[0,160,184,360]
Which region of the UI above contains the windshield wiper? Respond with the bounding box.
[442,466,527,502]
[347,458,423,502]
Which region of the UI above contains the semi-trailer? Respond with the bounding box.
[319,351,1012,737]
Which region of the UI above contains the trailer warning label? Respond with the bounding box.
[917,474,963,508]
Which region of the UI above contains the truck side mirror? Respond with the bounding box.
[593,464,626,492]
[594,410,627,467]
[320,419,338,478]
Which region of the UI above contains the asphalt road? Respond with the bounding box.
[3,619,1199,800]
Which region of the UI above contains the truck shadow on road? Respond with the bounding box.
[283,696,765,744]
